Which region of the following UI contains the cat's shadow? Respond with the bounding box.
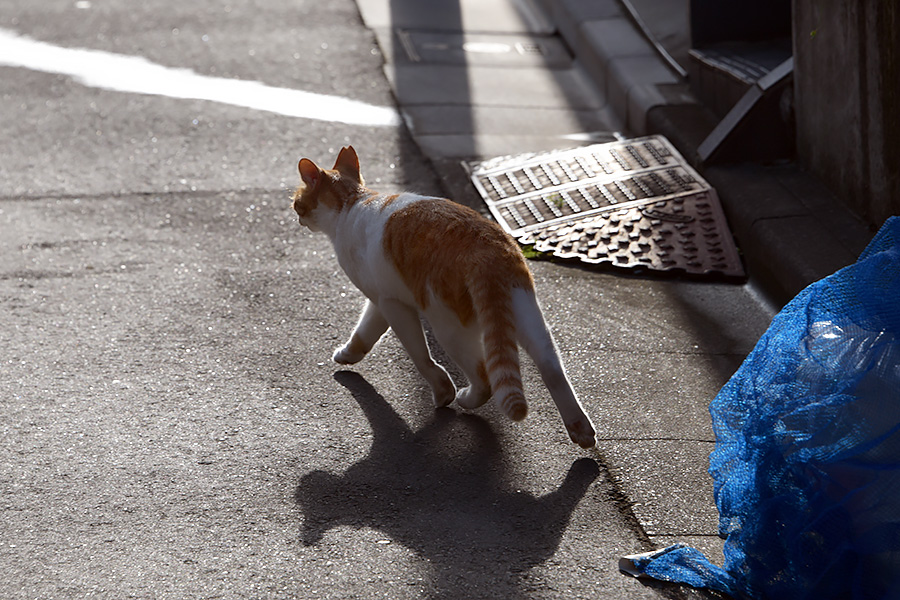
[295,370,600,597]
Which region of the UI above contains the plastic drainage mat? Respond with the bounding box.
[466,136,745,278]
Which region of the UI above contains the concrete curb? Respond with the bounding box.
[537,0,874,305]
[534,0,689,136]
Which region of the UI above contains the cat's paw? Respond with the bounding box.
[455,385,491,409]
[431,371,457,408]
[566,417,597,449]
[332,344,365,365]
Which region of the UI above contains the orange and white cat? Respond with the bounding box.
[292,146,596,448]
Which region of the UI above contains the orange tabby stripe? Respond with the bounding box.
[381,194,399,211]
[490,371,522,392]
[363,192,399,209]
[499,392,527,421]
[473,280,527,421]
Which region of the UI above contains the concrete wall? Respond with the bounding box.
[793,0,900,227]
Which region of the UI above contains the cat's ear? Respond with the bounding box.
[333,146,361,182]
[298,158,321,190]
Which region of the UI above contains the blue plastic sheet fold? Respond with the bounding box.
[622,217,900,599]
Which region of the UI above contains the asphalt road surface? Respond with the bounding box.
[0,1,773,598]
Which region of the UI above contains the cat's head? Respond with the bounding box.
[292,146,365,233]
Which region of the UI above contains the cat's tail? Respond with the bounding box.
[471,277,528,421]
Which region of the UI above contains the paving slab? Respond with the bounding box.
[379,29,573,69]
[529,269,771,357]
[600,440,720,537]
[356,0,552,34]
[567,351,743,443]
[384,63,607,111]
[401,105,618,137]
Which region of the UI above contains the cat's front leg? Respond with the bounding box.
[333,299,389,365]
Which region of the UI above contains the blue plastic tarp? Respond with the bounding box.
[623,217,900,599]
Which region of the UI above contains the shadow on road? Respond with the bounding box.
[295,370,600,597]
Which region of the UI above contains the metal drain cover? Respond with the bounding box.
[466,135,744,278]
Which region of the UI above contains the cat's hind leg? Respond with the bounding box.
[379,298,456,408]
[511,288,596,448]
[452,356,492,410]
[333,299,389,365]
[426,312,492,410]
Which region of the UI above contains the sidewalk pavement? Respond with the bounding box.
[357,0,876,588]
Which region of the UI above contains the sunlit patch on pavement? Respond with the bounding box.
[0,28,401,127]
